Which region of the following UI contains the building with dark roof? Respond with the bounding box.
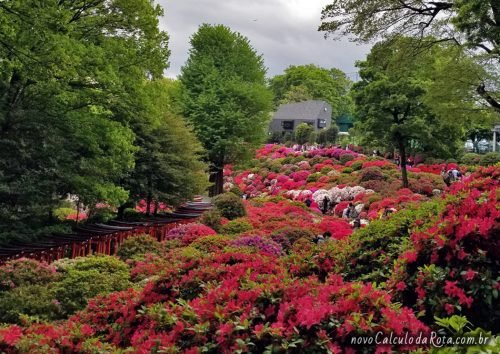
[269,100,332,134]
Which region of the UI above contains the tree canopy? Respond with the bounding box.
[0,1,207,242]
[353,37,483,187]
[319,0,500,113]
[179,24,273,195]
[270,64,353,117]
[120,79,208,216]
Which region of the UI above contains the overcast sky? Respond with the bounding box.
[158,0,370,80]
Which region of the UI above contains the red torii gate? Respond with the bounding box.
[0,201,211,264]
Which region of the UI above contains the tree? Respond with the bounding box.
[353,38,468,188]
[295,123,315,145]
[179,24,273,196]
[317,125,340,145]
[119,79,209,217]
[270,64,353,117]
[319,0,500,112]
[0,0,169,240]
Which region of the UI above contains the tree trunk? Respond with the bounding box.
[209,166,224,197]
[146,193,152,216]
[117,204,127,220]
[398,140,409,188]
[153,201,159,216]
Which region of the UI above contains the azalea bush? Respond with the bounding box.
[165,223,217,244]
[53,256,131,316]
[116,234,163,261]
[0,145,498,352]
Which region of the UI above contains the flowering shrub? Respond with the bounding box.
[53,256,131,316]
[116,234,163,261]
[166,223,217,244]
[213,193,247,220]
[220,218,253,235]
[231,235,282,256]
[1,145,498,352]
[0,258,58,291]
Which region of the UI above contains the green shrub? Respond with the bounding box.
[460,153,481,165]
[53,256,130,316]
[53,207,75,221]
[0,258,59,291]
[87,207,115,223]
[342,167,353,174]
[199,208,222,232]
[190,235,233,253]
[123,208,141,218]
[480,152,500,166]
[320,166,334,174]
[116,234,163,260]
[423,157,445,164]
[360,167,386,182]
[350,160,363,171]
[213,193,246,220]
[229,185,244,197]
[335,200,446,284]
[340,154,355,164]
[220,218,253,235]
[0,285,61,323]
[271,227,316,246]
[306,172,322,182]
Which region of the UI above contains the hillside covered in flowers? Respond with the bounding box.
[0,145,498,353]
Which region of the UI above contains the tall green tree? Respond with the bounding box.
[119,79,208,216]
[353,38,471,188]
[319,0,500,112]
[0,0,169,240]
[270,64,353,117]
[179,24,272,196]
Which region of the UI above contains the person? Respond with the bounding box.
[323,231,332,240]
[450,168,461,181]
[305,198,312,208]
[441,168,451,187]
[242,193,248,200]
[321,196,329,215]
[380,207,396,219]
[352,218,361,229]
[342,203,357,219]
[314,234,325,245]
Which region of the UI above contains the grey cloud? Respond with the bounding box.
[158,0,370,79]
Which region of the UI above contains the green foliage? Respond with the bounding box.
[337,200,446,283]
[53,256,130,316]
[294,123,314,145]
[271,227,316,245]
[190,235,233,253]
[320,0,500,114]
[121,79,209,212]
[480,152,500,166]
[0,258,59,291]
[0,0,169,239]
[213,193,247,220]
[352,37,477,186]
[359,167,386,182]
[179,24,273,178]
[53,208,75,221]
[317,125,339,145]
[87,207,116,224]
[270,64,353,117]
[117,235,163,261]
[0,285,60,323]
[220,218,253,235]
[339,154,354,164]
[199,209,223,232]
[350,160,363,171]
